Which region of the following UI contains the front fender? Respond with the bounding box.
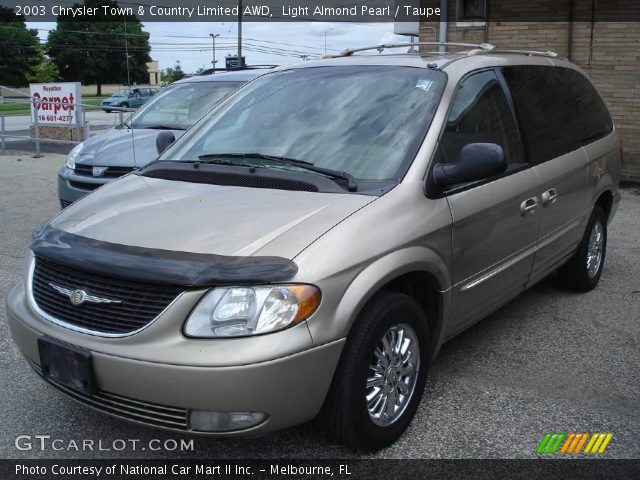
[308,246,452,359]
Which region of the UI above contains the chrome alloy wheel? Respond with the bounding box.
[366,323,420,426]
[587,220,604,279]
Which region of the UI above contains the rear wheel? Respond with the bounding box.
[121,102,129,110]
[103,109,112,113]
[558,206,607,291]
[316,291,430,451]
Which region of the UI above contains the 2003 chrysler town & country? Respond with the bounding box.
[6,43,622,451]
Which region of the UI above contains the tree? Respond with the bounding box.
[27,46,61,83]
[0,6,41,86]
[161,61,187,85]
[46,0,151,95]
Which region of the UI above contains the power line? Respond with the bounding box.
[0,38,319,58]
[0,25,342,52]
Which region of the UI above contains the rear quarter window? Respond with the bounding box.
[502,66,613,164]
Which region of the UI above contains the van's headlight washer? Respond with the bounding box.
[184,285,320,338]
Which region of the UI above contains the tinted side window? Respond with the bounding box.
[440,70,525,172]
[502,66,613,164]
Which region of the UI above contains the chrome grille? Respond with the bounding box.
[31,256,182,335]
[31,363,189,430]
[74,164,134,178]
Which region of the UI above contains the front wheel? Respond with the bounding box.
[316,291,430,451]
[558,206,607,291]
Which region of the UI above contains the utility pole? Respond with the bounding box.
[238,0,243,64]
[209,33,220,73]
[124,19,131,86]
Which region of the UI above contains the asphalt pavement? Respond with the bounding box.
[0,153,638,460]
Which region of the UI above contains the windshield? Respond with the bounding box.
[161,66,446,182]
[112,89,131,98]
[129,81,243,130]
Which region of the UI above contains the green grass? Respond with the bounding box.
[0,103,30,114]
[0,96,108,116]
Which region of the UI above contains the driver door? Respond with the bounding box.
[441,69,541,336]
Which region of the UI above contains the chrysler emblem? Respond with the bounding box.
[70,289,86,306]
[49,283,122,306]
[92,166,108,177]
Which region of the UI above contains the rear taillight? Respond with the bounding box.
[620,137,625,165]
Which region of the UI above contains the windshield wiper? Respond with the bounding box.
[142,125,187,131]
[197,152,357,192]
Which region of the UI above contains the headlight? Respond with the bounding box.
[66,143,83,169]
[184,285,321,338]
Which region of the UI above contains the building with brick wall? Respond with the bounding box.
[419,0,640,182]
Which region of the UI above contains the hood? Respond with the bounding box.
[52,174,375,259]
[77,128,185,168]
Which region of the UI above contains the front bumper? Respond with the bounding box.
[58,166,110,205]
[6,281,344,436]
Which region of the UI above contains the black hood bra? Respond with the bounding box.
[31,226,298,287]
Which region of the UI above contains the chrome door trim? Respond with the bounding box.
[460,215,584,292]
[536,216,584,251]
[460,243,536,292]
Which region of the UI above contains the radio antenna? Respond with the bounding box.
[124,17,137,168]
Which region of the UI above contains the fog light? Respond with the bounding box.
[189,410,267,432]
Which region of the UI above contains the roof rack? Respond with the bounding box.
[486,49,560,58]
[327,42,496,58]
[324,43,561,60]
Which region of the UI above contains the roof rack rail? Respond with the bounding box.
[481,49,559,58]
[326,42,496,58]
[197,65,279,76]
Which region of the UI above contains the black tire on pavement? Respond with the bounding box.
[558,205,607,292]
[316,291,430,451]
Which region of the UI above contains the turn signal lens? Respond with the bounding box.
[289,284,322,324]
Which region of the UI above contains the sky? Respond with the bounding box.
[28,21,415,73]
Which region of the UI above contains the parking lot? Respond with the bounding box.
[1,152,638,459]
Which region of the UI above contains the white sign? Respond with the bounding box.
[394,21,420,36]
[30,82,82,125]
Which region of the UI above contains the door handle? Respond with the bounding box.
[542,188,558,206]
[520,197,539,216]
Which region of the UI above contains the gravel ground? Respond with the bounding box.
[1,153,638,459]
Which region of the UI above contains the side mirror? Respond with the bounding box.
[432,143,506,188]
[156,130,176,155]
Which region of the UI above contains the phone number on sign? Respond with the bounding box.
[37,114,74,123]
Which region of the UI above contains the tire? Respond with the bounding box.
[316,291,430,451]
[103,109,112,113]
[558,206,607,292]
[121,103,129,110]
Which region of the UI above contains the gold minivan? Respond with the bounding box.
[6,43,621,451]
